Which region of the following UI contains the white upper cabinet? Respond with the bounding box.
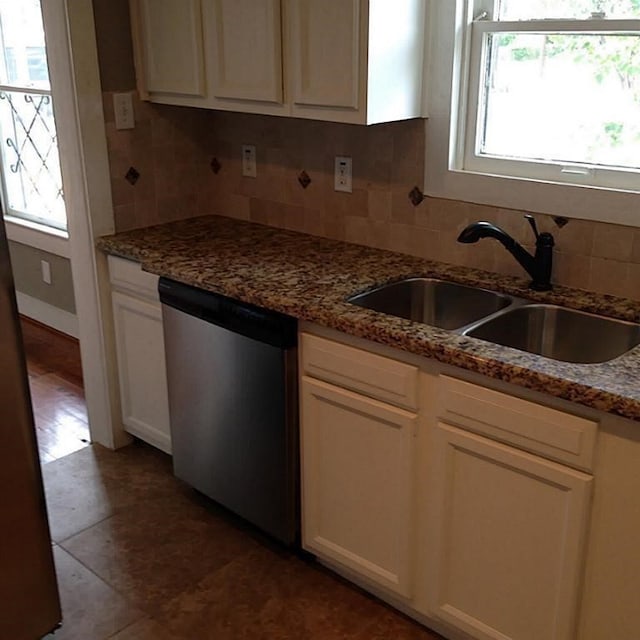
[204,0,284,108]
[135,0,206,101]
[288,0,426,124]
[130,0,427,123]
[288,0,361,110]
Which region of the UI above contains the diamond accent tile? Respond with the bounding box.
[125,167,140,185]
[553,216,569,228]
[408,186,424,206]
[298,170,311,189]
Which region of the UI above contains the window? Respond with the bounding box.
[464,0,640,191]
[425,1,640,226]
[0,0,66,232]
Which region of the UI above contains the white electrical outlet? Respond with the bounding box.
[334,156,352,193]
[113,92,135,130]
[242,145,257,178]
[41,260,51,285]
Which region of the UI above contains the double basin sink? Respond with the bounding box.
[347,278,640,364]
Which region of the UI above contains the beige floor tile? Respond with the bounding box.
[43,546,143,640]
[358,609,445,640]
[42,443,443,640]
[43,448,114,542]
[154,545,440,640]
[60,488,260,616]
[42,442,176,542]
[107,617,174,639]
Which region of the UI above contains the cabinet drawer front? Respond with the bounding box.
[438,376,597,471]
[301,333,418,410]
[108,256,159,301]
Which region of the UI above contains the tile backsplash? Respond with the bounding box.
[103,92,640,302]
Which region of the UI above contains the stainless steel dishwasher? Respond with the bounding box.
[158,278,299,545]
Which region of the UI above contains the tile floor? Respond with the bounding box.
[25,318,444,639]
[42,443,443,639]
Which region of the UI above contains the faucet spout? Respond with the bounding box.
[457,218,554,291]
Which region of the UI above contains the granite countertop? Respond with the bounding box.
[97,215,640,421]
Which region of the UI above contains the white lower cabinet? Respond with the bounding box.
[108,256,171,453]
[299,328,597,640]
[300,376,417,597]
[421,422,592,640]
[419,375,596,640]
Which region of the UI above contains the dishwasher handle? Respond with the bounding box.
[158,277,297,349]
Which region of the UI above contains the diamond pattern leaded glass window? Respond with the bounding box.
[0,0,66,231]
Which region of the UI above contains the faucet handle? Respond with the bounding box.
[524,214,540,240]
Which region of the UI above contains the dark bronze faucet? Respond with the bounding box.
[457,215,554,291]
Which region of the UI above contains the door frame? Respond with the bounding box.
[41,0,128,449]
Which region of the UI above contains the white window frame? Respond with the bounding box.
[424,1,640,227]
[0,1,68,240]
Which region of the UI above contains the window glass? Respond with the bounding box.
[0,0,48,88]
[480,32,640,169]
[27,47,48,84]
[0,90,65,229]
[4,47,16,83]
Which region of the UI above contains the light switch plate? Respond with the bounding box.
[334,156,352,193]
[40,260,51,285]
[113,92,135,130]
[242,145,257,178]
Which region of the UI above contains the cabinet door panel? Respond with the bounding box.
[138,0,205,96]
[289,0,361,109]
[301,376,416,597]
[424,422,592,640]
[206,0,283,103]
[112,291,171,453]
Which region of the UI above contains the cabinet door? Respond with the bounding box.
[205,0,283,103]
[301,376,417,597]
[423,422,592,640]
[137,0,205,97]
[112,291,171,454]
[288,0,362,110]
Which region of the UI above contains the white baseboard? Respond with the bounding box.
[16,292,79,338]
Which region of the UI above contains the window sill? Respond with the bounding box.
[424,115,640,227]
[4,216,70,258]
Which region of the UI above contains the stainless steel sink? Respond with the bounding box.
[347,278,513,331]
[464,303,640,363]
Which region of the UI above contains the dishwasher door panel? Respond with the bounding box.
[162,304,298,544]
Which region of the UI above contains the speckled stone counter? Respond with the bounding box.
[97,215,640,421]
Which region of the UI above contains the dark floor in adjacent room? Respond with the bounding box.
[21,316,90,463]
[24,317,442,639]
